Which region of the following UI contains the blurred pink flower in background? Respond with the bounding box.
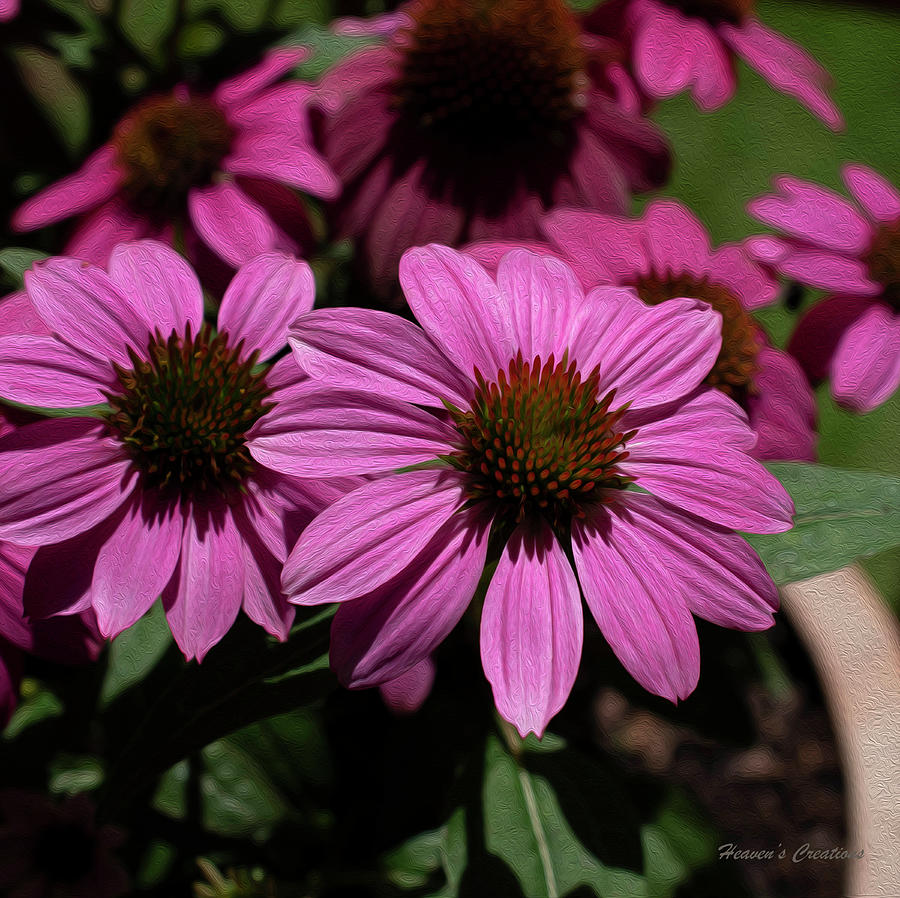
[11,49,339,273]
[0,0,18,23]
[316,0,671,294]
[748,164,900,412]
[0,241,355,660]
[584,0,842,129]
[272,245,793,737]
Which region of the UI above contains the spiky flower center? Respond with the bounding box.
[665,0,754,25]
[865,220,900,310]
[448,353,634,528]
[394,0,586,156]
[113,95,233,215]
[635,273,762,405]
[104,326,271,498]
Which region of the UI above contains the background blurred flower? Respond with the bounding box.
[748,165,900,412]
[0,0,18,23]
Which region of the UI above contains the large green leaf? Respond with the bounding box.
[746,464,900,584]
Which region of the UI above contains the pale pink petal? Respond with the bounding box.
[332,10,411,37]
[91,496,183,639]
[831,305,900,413]
[842,164,900,226]
[707,244,779,309]
[748,178,872,254]
[249,384,457,476]
[331,505,490,688]
[289,308,470,407]
[24,259,151,367]
[462,240,559,277]
[214,47,309,109]
[379,658,436,715]
[189,181,294,268]
[0,291,48,337]
[0,419,134,545]
[107,240,203,336]
[64,196,162,266]
[282,468,467,606]
[399,245,515,381]
[641,199,713,272]
[0,334,110,406]
[162,504,244,661]
[571,290,722,409]
[11,146,122,231]
[0,0,20,23]
[218,253,314,361]
[720,19,843,130]
[226,135,340,199]
[481,521,582,738]
[572,506,700,702]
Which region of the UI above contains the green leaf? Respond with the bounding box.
[746,464,900,584]
[3,680,63,740]
[118,0,178,64]
[0,248,48,285]
[49,754,105,795]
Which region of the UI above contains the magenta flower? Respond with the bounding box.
[512,200,817,461]
[0,0,18,23]
[0,241,356,660]
[748,165,900,412]
[316,0,671,294]
[11,48,339,271]
[585,0,842,129]
[265,245,793,736]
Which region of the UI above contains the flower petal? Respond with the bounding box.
[0,290,48,338]
[214,47,309,108]
[379,658,436,715]
[707,244,779,310]
[282,469,467,606]
[572,505,700,702]
[832,305,900,412]
[64,196,164,266]
[641,199,713,272]
[842,164,900,226]
[218,253,314,361]
[481,521,582,738]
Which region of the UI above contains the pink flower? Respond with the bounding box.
[0,0,18,23]
[317,0,671,295]
[585,0,842,129]
[11,49,340,272]
[503,200,816,461]
[0,241,356,660]
[271,245,793,737]
[748,165,900,412]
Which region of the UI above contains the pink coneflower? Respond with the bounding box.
[317,0,671,294]
[748,165,900,412]
[11,49,339,271]
[268,245,793,736]
[0,240,354,660]
[585,0,842,129]
[519,200,817,460]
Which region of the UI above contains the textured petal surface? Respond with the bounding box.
[481,522,583,738]
[832,305,900,412]
[642,199,713,272]
[707,244,779,309]
[842,164,900,225]
[226,135,340,199]
[0,290,47,338]
[379,658,436,715]
[214,47,308,108]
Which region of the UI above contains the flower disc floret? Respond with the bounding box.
[104,324,272,498]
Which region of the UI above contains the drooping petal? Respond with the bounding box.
[107,241,203,337]
[831,305,900,412]
[214,47,309,109]
[162,503,245,662]
[379,658,436,714]
[0,419,134,545]
[282,469,468,606]
[572,505,700,702]
[11,146,122,232]
[480,521,582,738]
[842,164,900,226]
[218,253,314,361]
[0,290,47,338]
[0,544,35,646]
[641,199,713,272]
[331,505,490,688]
[399,245,514,382]
[288,307,470,407]
[64,196,164,266]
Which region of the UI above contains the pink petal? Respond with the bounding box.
[64,196,162,266]
[331,504,490,688]
[188,181,294,268]
[225,82,315,139]
[289,307,471,408]
[572,505,700,702]
[0,0,20,22]
[461,240,559,278]
[832,305,900,413]
[11,146,122,232]
[91,496,184,639]
[332,10,411,37]
[24,258,151,368]
[214,47,309,109]
[0,334,110,407]
[399,245,515,382]
[0,419,134,545]
[0,544,34,647]
[842,164,900,226]
[322,87,395,182]
[633,2,735,109]
[495,249,585,362]
[481,521,582,738]
[720,19,843,130]
[226,134,340,199]
[707,244,779,310]
[0,291,48,338]
[282,468,467,606]
[566,127,630,212]
[162,504,245,662]
[249,384,457,477]
[317,45,399,114]
[748,178,872,254]
[572,290,722,409]
[218,253,314,361]
[107,240,203,337]
[379,658,436,715]
[641,199,713,272]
